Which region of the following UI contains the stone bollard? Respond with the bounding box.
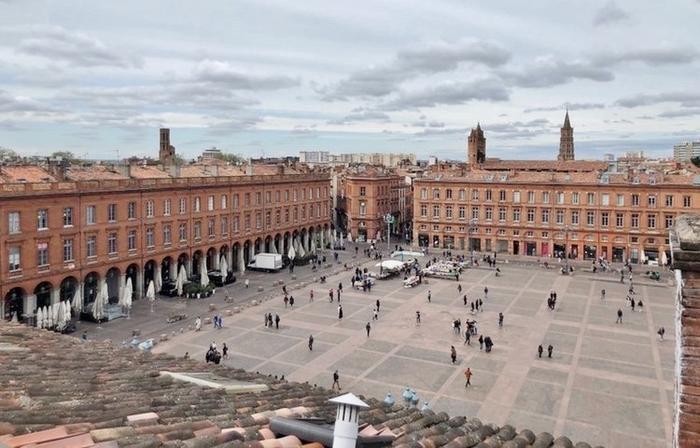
[312,277,317,282]
[209,304,216,311]
[226,309,233,316]
[160,333,168,341]
[204,317,212,324]
[291,275,297,280]
[233,307,241,313]
[251,300,259,306]
[257,286,264,292]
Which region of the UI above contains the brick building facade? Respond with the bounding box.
[338,167,412,243]
[414,115,699,263]
[670,215,700,447]
[413,170,698,263]
[1,164,331,321]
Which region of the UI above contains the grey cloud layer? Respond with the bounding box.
[320,40,511,100]
[593,1,630,26]
[15,26,142,68]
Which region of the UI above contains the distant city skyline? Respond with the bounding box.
[0,0,698,160]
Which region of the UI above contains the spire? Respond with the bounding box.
[563,110,571,129]
[476,122,481,131]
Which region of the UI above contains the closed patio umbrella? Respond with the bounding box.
[36,307,43,329]
[146,280,155,312]
[154,265,163,295]
[661,250,668,266]
[46,306,54,329]
[288,245,296,262]
[92,282,107,321]
[72,288,83,313]
[310,238,317,255]
[200,258,209,287]
[219,255,228,277]
[63,300,71,325]
[123,278,133,309]
[176,265,186,296]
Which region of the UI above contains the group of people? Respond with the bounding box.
[264,312,281,329]
[537,344,554,358]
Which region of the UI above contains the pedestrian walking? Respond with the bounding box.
[631,300,635,312]
[464,331,471,345]
[416,310,421,325]
[222,343,229,359]
[538,344,543,358]
[601,289,606,300]
[547,344,554,358]
[450,345,457,364]
[309,289,314,302]
[308,334,314,351]
[338,282,343,293]
[470,302,475,313]
[428,290,431,303]
[464,368,472,387]
[479,335,484,350]
[658,327,665,341]
[463,295,468,306]
[616,309,623,324]
[282,285,287,295]
[498,312,504,327]
[284,296,289,308]
[478,299,483,311]
[245,278,249,288]
[376,299,381,312]
[195,316,202,331]
[218,315,224,329]
[637,299,644,312]
[484,336,493,352]
[458,284,462,294]
[81,331,88,341]
[373,308,379,321]
[332,370,341,391]
[365,321,371,337]
[289,296,295,308]
[329,289,334,302]
[484,286,488,298]
[338,304,343,320]
[275,313,280,329]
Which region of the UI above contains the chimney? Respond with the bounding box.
[329,393,369,448]
[246,159,253,176]
[46,158,68,181]
[671,215,700,447]
[277,164,285,175]
[168,164,181,178]
[115,163,131,178]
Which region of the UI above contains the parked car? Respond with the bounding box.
[207,271,224,287]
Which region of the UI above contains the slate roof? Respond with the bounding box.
[0,324,603,448]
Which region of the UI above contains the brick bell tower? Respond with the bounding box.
[159,128,175,165]
[558,110,574,161]
[467,123,486,169]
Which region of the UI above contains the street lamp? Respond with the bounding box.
[469,218,478,264]
[564,226,570,275]
[384,213,395,252]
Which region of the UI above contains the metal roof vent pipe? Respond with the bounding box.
[330,393,369,448]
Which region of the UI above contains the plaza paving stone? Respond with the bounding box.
[152,260,675,448]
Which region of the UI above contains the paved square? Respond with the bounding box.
[155,262,675,448]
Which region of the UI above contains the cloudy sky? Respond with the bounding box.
[0,0,698,161]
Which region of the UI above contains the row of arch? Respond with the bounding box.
[4,225,336,321]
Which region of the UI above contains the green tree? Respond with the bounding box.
[50,151,78,162]
[218,152,245,164]
[0,148,18,160]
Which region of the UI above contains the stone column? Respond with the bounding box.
[135,269,144,300]
[119,274,126,302]
[228,246,234,271]
[186,257,192,277]
[25,294,37,318]
[671,215,700,447]
[238,247,246,274]
[270,240,278,254]
[170,260,177,280]
[320,229,325,250]
[213,253,220,270]
[154,264,161,288]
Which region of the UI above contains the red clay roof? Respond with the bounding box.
[0,166,56,183]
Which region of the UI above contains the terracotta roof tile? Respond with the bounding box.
[65,166,129,181]
[128,165,172,179]
[0,324,602,448]
[0,166,56,183]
